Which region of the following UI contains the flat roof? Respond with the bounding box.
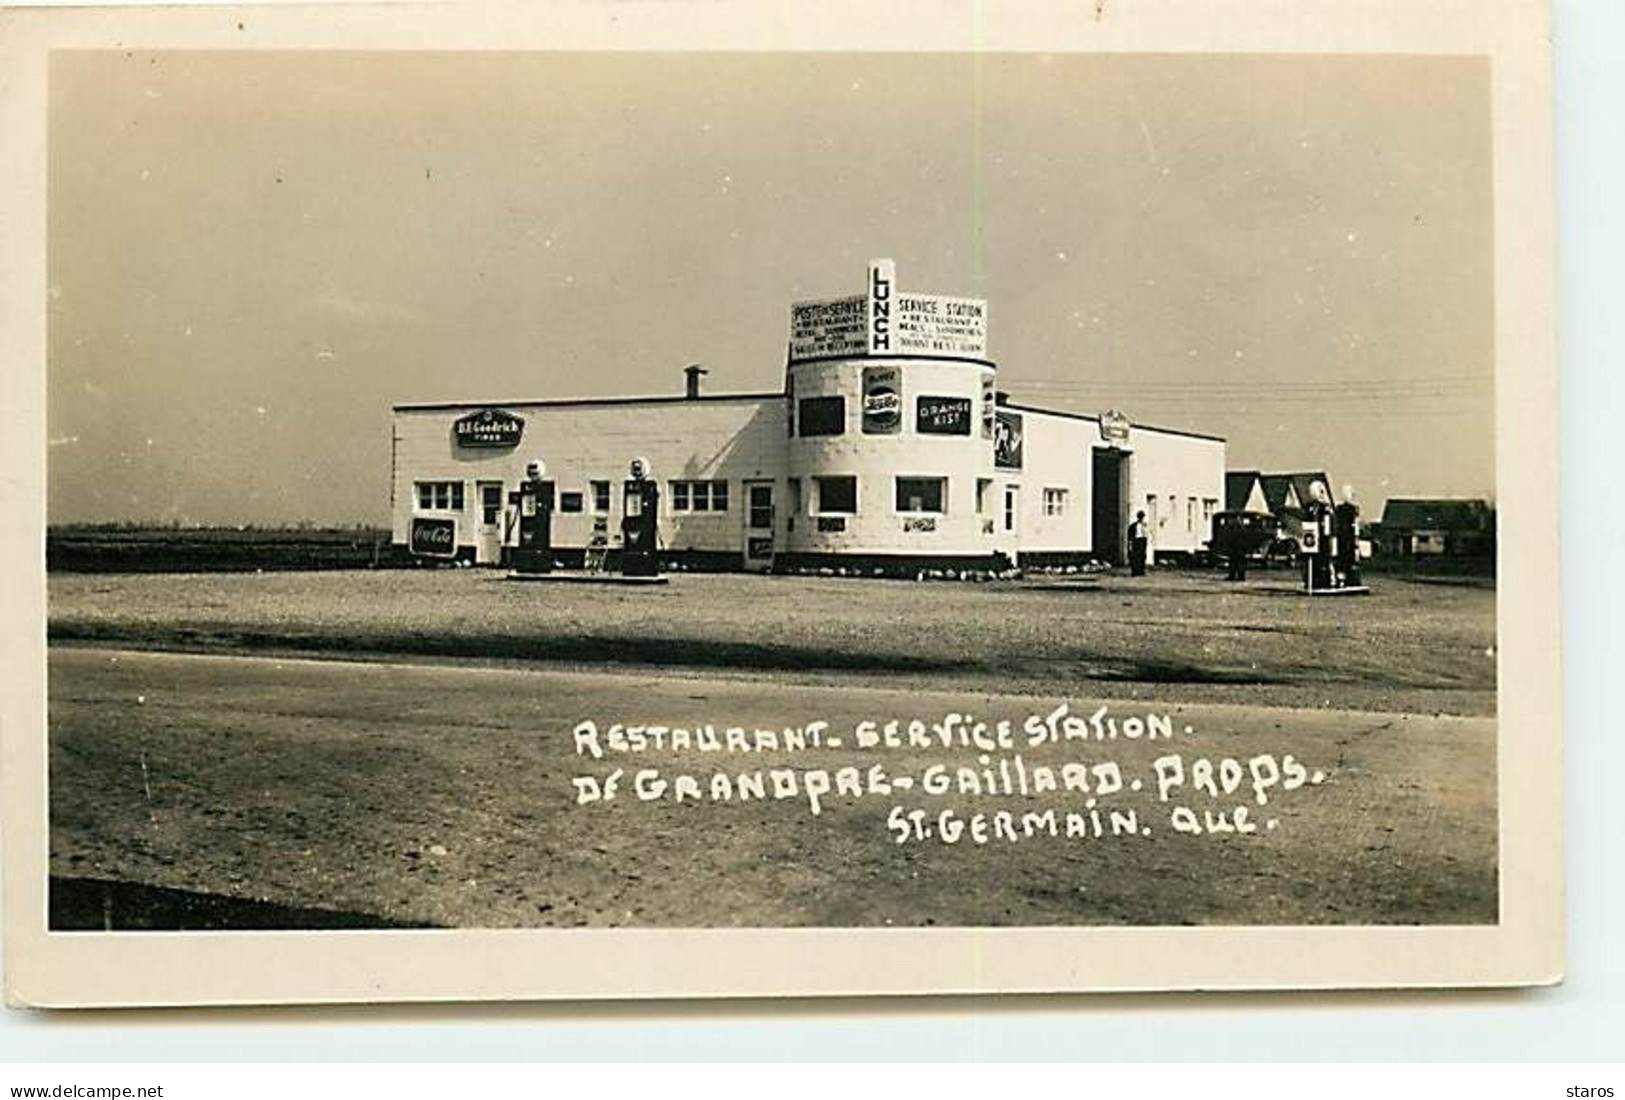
[1002,401,1226,443]
[393,390,1225,443]
[393,391,784,413]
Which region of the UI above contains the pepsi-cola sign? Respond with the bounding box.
[453,408,524,449]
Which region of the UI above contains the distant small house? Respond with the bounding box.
[1376,498,1495,557]
[1225,470,1269,514]
[1258,470,1332,546]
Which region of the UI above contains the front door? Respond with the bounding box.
[1091,448,1131,565]
[743,480,775,571]
[476,481,504,565]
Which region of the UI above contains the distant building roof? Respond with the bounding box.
[1225,470,1262,512]
[1379,498,1492,531]
[1287,472,1332,508]
[1259,474,1298,516]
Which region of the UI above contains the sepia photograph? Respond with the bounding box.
[0,0,1568,1011]
[40,47,1503,934]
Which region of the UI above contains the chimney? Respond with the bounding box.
[684,364,709,399]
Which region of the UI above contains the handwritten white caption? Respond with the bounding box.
[567,702,1327,845]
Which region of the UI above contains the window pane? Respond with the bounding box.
[560,492,584,514]
[673,482,690,510]
[798,395,845,437]
[895,477,944,513]
[711,480,729,511]
[592,481,610,513]
[818,476,857,514]
[451,483,464,511]
[693,483,710,512]
[418,484,432,510]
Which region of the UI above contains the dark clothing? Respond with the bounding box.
[1226,549,1248,581]
[1127,520,1149,576]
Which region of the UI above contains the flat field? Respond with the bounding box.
[48,567,1497,715]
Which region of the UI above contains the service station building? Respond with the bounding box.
[391,261,1225,573]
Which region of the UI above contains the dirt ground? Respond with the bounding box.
[48,648,1496,930]
[48,567,1497,716]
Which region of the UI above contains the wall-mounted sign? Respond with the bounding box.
[902,516,938,533]
[893,293,987,358]
[789,295,867,362]
[787,261,988,362]
[862,366,902,434]
[916,395,972,436]
[817,516,847,533]
[994,409,1024,470]
[453,408,524,449]
[410,516,458,557]
[867,259,896,354]
[1099,408,1131,447]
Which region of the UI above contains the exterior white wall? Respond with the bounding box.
[391,383,1224,564]
[1124,424,1226,554]
[392,395,786,556]
[1012,411,1093,554]
[785,356,996,557]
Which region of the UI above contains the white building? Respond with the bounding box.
[391,260,1225,572]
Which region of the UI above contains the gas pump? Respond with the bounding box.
[1300,485,1334,592]
[1301,481,1368,595]
[620,456,661,577]
[511,460,554,574]
[1332,487,1363,589]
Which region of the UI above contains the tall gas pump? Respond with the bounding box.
[620,456,661,577]
[511,460,554,575]
[1301,481,1369,596]
[1300,485,1334,592]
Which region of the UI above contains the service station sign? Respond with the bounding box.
[788,260,987,363]
[453,408,525,449]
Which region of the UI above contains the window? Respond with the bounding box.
[669,480,730,513]
[415,481,465,511]
[976,478,992,515]
[1003,486,1018,532]
[895,477,946,514]
[1187,496,1196,533]
[798,395,846,437]
[480,484,502,525]
[1202,498,1218,530]
[591,480,611,514]
[815,475,857,515]
[1043,487,1068,516]
[560,491,585,514]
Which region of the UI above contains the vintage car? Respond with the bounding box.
[1208,510,1281,563]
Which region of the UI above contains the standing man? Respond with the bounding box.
[1127,510,1150,577]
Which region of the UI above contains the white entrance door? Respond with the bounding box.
[997,483,1021,562]
[475,481,504,565]
[743,480,775,572]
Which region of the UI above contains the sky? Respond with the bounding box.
[47,51,1494,526]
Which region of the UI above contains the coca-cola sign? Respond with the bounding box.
[453,408,524,449]
[410,516,458,557]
